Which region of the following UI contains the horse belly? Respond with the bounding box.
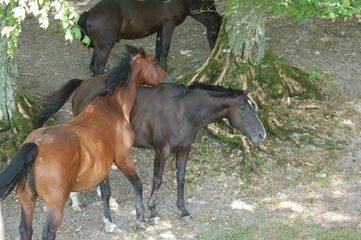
[118,19,161,39]
[71,163,111,192]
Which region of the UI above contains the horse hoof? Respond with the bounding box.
[103,218,117,233]
[148,217,160,225]
[181,215,193,222]
[71,205,82,212]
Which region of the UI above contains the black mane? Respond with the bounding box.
[176,83,245,100]
[85,53,133,102]
[105,53,132,93]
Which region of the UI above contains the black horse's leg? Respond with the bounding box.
[190,12,222,49]
[99,177,116,232]
[159,22,176,70]
[148,146,170,225]
[89,50,95,74]
[155,31,162,62]
[176,148,191,219]
[91,44,114,76]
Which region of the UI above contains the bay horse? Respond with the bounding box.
[36,80,266,225]
[78,0,222,75]
[0,45,167,239]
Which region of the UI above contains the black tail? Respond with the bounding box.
[34,79,83,128]
[78,11,94,48]
[0,143,38,200]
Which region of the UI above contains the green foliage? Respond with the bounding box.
[262,0,361,20]
[0,0,80,56]
[308,66,322,81]
[226,0,361,20]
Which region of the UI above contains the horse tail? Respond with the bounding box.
[34,79,83,128]
[0,143,38,201]
[78,11,94,48]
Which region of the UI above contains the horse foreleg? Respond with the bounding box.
[176,148,191,219]
[158,22,176,70]
[147,146,170,225]
[99,177,116,233]
[17,183,37,240]
[114,154,145,222]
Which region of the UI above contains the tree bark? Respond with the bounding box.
[0,37,17,132]
[0,37,39,163]
[183,0,321,172]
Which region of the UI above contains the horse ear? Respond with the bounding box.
[139,47,147,58]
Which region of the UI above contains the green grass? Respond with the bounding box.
[201,219,361,240]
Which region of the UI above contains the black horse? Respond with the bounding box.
[78,0,222,75]
[36,79,266,226]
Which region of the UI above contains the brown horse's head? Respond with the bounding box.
[125,44,169,86]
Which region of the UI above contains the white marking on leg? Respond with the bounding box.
[103,217,117,233]
[70,192,82,212]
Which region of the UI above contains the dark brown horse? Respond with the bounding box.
[78,0,222,75]
[0,45,167,239]
[36,79,266,226]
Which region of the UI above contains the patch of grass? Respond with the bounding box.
[202,220,360,240]
[308,66,322,81]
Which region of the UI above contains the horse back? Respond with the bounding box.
[86,0,190,39]
[72,76,106,116]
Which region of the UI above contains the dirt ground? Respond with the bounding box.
[2,1,361,239]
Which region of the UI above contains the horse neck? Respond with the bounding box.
[188,90,230,130]
[111,71,142,120]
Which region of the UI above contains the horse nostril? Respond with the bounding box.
[258,131,266,141]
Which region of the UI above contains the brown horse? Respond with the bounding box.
[0,45,167,240]
[78,0,222,75]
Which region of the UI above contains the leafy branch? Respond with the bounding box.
[0,0,81,56]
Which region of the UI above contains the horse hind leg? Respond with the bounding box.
[91,45,113,76]
[42,199,67,240]
[17,181,37,240]
[190,12,222,49]
[41,187,69,239]
[89,31,115,76]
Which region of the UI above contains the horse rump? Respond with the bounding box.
[78,11,94,48]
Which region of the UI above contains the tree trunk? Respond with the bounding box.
[183,0,321,172]
[0,37,39,164]
[0,38,17,132]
